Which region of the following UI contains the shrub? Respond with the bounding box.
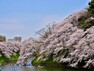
[88,0,94,15]
[81,18,94,30]
[78,16,94,30]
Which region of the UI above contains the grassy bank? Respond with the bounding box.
[0,52,19,65]
[32,54,62,67]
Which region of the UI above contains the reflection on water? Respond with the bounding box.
[0,62,89,71]
[1,63,35,71]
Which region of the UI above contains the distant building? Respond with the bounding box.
[7,39,15,42]
[14,36,22,42]
[0,35,6,42]
[8,36,22,42]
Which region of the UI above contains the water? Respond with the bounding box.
[0,62,89,71]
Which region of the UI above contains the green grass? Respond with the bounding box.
[9,52,20,61]
[0,54,9,65]
[32,53,57,66]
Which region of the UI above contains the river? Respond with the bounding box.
[0,62,89,71]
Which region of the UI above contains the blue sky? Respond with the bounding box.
[0,0,89,40]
